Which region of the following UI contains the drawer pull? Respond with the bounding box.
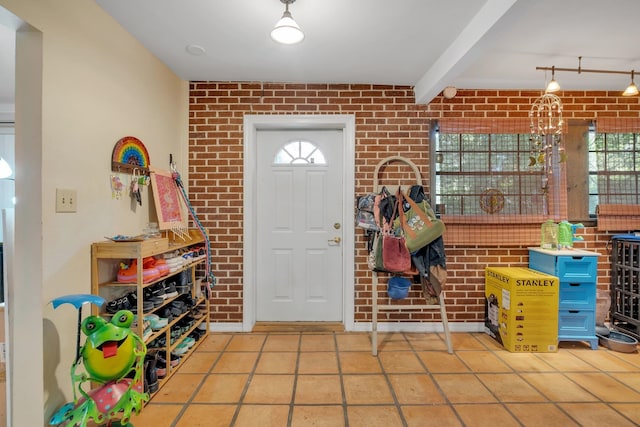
[569,283,581,287]
[568,310,580,314]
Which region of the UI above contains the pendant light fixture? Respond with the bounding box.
[623,70,639,96]
[545,66,561,93]
[537,57,639,96]
[271,0,304,45]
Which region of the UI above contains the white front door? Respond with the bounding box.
[256,129,344,321]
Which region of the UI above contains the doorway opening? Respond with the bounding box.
[242,114,356,332]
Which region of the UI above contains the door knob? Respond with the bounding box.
[328,237,342,244]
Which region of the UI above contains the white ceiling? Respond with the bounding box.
[3,0,640,107]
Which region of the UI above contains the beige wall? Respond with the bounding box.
[0,0,189,424]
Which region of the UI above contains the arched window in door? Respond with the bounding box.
[274,140,326,165]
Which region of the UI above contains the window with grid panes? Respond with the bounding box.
[588,130,640,216]
[435,131,545,216]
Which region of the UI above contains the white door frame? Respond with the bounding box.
[243,114,355,332]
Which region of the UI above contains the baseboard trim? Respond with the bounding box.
[208,321,485,334]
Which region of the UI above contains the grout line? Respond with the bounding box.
[169,333,231,427]
[286,332,303,427]
[333,332,350,427]
[227,333,267,427]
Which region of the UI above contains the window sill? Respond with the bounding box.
[441,215,545,246]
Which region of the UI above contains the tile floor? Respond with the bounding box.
[130,331,640,427]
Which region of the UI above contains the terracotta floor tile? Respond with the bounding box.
[404,332,449,351]
[416,351,469,373]
[300,334,336,351]
[263,334,301,352]
[298,352,339,374]
[432,374,497,404]
[196,334,231,352]
[294,374,343,404]
[129,403,183,426]
[506,403,579,426]
[378,351,426,373]
[342,374,395,404]
[474,332,509,351]
[376,332,413,351]
[401,405,463,427]
[290,405,345,427]
[610,403,640,426]
[564,372,640,402]
[519,373,598,402]
[559,402,638,427]
[606,349,640,367]
[339,351,383,373]
[210,352,259,373]
[494,350,555,372]
[233,404,290,427]
[534,350,599,371]
[143,331,639,426]
[336,333,373,351]
[448,333,490,350]
[476,373,546,402]
[255,352,298,374]
[346,405,403,427]
[174,403,236,427]
[151,373,203,403]
[610,372,640,391]
[242,374,295,404]
[456,350,513,373]
[388,374,446,404]
[570,348,640,372]
[453,403,520,427]
[177,351,219,374]
[192,373,249,403]
[225,334,267,351]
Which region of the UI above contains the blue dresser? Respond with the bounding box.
[529,248,600,349]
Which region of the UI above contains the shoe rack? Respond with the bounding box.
[90,228,211,396]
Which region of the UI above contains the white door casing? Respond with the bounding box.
[256,130,343,321]
[243,115,355,331]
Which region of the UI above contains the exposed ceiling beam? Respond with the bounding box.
[413,0,518,104]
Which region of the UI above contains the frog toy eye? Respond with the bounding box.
[112,310,134,328]
[81,316,107,336]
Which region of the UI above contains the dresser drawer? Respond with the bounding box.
[556,256,597,281]
[558,309,595,336]
[559,282,596,308]
[528,250,557,276]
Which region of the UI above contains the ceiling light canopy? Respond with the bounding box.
[537,57,639,96]
[271,0,304,45]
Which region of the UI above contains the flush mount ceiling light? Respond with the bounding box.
[537,57,639,96]
[270,0,304,45]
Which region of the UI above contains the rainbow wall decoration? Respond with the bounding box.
[111,136,150,174]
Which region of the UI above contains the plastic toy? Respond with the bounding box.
[49,294,149,426]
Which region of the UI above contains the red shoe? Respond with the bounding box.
[117,259,161,283]
[153,258,170,277]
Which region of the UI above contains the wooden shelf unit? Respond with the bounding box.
[91,229,211,395]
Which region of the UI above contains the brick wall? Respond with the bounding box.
[189,83,639,325]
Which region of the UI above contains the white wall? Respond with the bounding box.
[0,0,189,424]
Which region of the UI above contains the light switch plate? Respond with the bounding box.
[56,189,77,213]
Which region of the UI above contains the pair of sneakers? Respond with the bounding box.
[105,291,153,314]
